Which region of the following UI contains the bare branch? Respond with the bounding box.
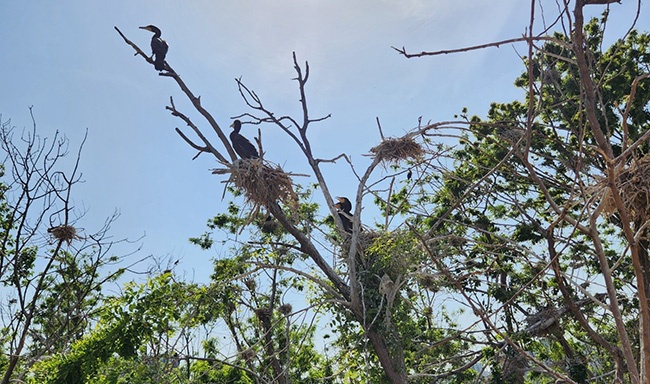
[584,0,620,4]
[166,96,227,162]
[115,26,237,162]
[393,36,559,58]
[376,117,385,141]
[315,153,349,165]
[114,26,151,63]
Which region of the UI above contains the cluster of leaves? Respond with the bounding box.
[405,14,650,383]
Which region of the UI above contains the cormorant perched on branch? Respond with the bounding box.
[229,120,259,159]
[335,196,353,233]
[139,25,168,71]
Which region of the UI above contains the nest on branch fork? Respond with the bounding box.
[213,158,300,216]
[48,225,80,245]
[342,230,379,250]
[594,154,650,224]
[370,136,424,163]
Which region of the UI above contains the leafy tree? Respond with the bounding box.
[29,260,333,383]
[396,2,650,383]
[110,1,649,382]
[28,273,194,384]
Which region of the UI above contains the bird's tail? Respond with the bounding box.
[154,56,165,71]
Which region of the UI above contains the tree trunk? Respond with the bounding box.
[366,327,408,384]
[572,2,648,381]
[637,238,650,383]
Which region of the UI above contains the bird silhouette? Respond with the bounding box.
[139,25,169,71]
[229,120,259,159]
[335,196,353,233]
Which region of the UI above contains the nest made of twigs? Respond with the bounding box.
[593,154,650,221]
[341,230,380,253]
[278,303,293,316]
[48,225,80,245]
[525,306,559,337]
[370,136,424,163]
[254,307,273,322]
[218,158,300,214]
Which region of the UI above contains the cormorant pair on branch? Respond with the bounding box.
[138,25,354,236]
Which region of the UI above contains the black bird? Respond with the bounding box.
[230,120,259,159]
[139,25,168,71]
[261,214,279,234]
[335,196,353,233]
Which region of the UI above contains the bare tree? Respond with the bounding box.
[0,110,127,383]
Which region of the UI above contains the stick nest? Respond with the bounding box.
[594,154,650,222]
[370,136,424,163]
[219,159,299,214]
[342,230,380,252]
[339,230,380,269]
[525,306,559,337]
[48,225,80,245]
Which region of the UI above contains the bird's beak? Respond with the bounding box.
[139,26,149,31]
[230,122,235,128]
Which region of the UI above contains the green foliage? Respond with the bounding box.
[28,325,122,384]
[20,9,650,383]
[30,250,122,355]
[415,13,650,383]
[28,274,200,383]
[190,360,253,383]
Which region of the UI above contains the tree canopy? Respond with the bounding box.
[3,1,650,383]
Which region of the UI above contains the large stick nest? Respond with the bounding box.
[341,230,380,254]
[594,154,650,222]
[370,136,424,163]
[215,158,300,214]
[48,225,80,245]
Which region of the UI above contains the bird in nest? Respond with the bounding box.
[230,120,259,160]
[139,25,169,71]
[335,196,353,233]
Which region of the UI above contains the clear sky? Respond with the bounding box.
[0,1,646,284]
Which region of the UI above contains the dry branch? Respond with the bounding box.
[114,26,236,163]
[393,36,559,58]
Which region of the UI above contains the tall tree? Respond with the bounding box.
[396,1,650,383]
[114,1,649,381]
[115,26,426,382]
[0,111,125,383]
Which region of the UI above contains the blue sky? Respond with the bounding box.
[0,1,646,284]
